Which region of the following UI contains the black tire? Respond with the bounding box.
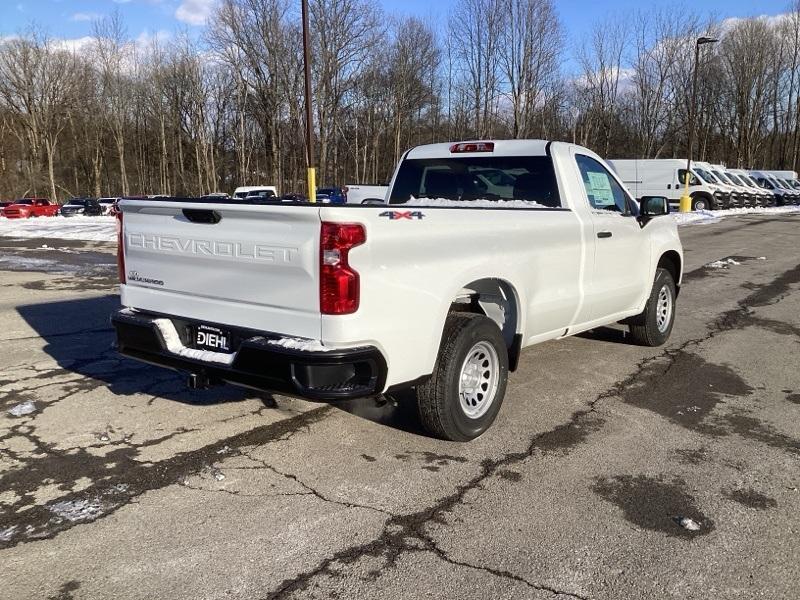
[417,312,508,442]
[628,268,676,347]
[691,195,710,211]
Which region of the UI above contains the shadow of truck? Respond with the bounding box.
[15,294,252,406]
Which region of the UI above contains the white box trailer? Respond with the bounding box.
[607,159,729,211]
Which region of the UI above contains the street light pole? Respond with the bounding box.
[302,0,316,203]
[681,36,718,213]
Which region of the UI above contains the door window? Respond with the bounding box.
[678,169,699,186]
[575,155,630,213]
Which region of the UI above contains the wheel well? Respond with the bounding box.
[658,251,682,291]
[449,278,522,371]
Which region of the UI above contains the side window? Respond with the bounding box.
[575,154,630,213]
[678,169,698,186]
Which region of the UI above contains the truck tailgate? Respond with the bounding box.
[119,200,322,339]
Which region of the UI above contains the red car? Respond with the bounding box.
[1,198,60,218]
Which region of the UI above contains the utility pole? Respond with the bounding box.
[302,0,316,202]
[681,36,718,213]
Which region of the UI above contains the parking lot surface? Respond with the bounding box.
[1,214,799,600]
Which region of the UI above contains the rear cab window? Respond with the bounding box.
[388,155,561,208]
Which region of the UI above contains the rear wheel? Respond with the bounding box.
[628,268,676,347]
[417,312,508,442]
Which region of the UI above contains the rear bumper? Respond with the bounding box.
[112,309,387,401]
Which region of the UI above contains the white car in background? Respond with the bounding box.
[344,184,388,204]
[232,186,278,200]
[99,198,120,216]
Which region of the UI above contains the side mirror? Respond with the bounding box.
[361,198,384,205]
[640,196,669,216]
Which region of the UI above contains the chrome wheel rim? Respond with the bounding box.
[694,200,706,210]
[459,341,500,419]
[656,285,673,333]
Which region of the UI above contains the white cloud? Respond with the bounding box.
[52,36,95,54]
[134,29,172,49]
[70,12,102,22]
[720,12,791,34]
[175,0,216,26]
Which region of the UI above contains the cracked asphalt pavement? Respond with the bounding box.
[1,215,799,599]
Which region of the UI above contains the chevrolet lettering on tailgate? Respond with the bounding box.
[126,232,298,264]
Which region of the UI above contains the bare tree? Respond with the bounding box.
[498,0,562,138]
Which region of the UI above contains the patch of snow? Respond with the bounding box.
[406,196,549,209]
[8,401,36,417]
[674,205,800,227]
[0,215,116,242]
[153,318,235,366]
[266,336,328,352]
[0,255,63,270]
[0,525,18,542]
[213,470,226,481]
[49,498,106,522]
[757,256,767,260]
[672,210,721,226]
[677,517,701,531]
[707,258,741,269]
[106,483,129,494]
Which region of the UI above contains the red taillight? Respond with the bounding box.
[320,222,366,315]
[116,211,126,284]
[449,141,495,153]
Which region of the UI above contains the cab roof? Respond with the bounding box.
[406,140,551,160]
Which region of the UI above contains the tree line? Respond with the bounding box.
[1,0,800,201]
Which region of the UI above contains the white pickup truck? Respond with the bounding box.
[112,140,683,441]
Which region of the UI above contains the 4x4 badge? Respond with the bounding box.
[379,210,425,220]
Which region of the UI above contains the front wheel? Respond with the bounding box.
[628,268,676,347]
[417,312,508,442]
[691,195,710,211]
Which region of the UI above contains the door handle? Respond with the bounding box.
[597,231,613,239]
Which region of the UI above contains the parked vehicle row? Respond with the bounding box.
[608,159,800,210]
[1,196,123,218]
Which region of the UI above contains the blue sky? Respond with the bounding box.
[1,0,791,61]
